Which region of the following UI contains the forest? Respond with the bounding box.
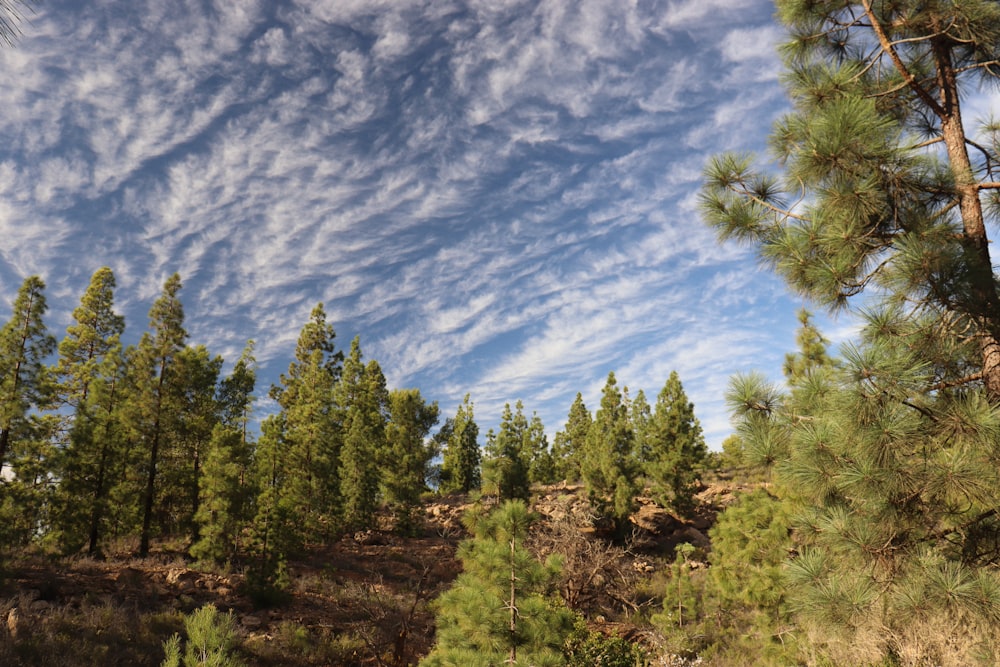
[2,0,1000,665]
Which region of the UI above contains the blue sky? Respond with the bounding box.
[0,0,871,447]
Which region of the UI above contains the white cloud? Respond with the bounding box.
[0,0,803,449]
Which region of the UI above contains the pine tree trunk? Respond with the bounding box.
[933,39,1000,400]
[863,5,1000,400]
[508,536,517,666]
[139,361,168,557]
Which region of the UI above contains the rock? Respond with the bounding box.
[629,503,683,534]
[242,614,263,628]
[676,526,710,549]
[6,607,20,638]
[166,568,200,593]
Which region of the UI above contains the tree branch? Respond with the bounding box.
[861,0,946,118]
[928,372,983,392]
[731,185,809,223]
[955,59,1000,74]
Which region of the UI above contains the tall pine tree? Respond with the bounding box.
[645,372,707,514]
[337,341,389,532]
[271,304,342,548]
[383,388,439,534]
[581,372,638,531]
[0,277,56,547]
[51,267,127,553]
[551,393,591,484]
[0,276,55,473]
[439,394,480,494]
[704,1,1000,658]
[125,274,188,557]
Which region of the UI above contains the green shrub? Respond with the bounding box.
[160,604,244,667]
[563,617,646,667]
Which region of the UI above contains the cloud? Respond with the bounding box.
[0,0,795,448]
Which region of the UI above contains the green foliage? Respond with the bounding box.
[0,276,56,477]
[46,272,128,553]
[160,604,244,667]
[383,387,439,533]
[526,412,557,485]
[271,304,342,545]
[643,372,706,514]
[581,373,638,530]
[782,310,835,384]
[552,393,591,483]
[337,341,388,532]
[439,394,481,494]
[122,273,190,557]
[702,0,1000,400]
[482,401,532,502]
[421,500,574,667]
[247,414,294,599]
[562,617,646,667]
[191,425,243,566]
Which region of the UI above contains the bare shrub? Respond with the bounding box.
[527,508,646,618]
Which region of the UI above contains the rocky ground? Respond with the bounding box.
[0,481,750,666]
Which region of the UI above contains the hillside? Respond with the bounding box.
[0,483,743,666]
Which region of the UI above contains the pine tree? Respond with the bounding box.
[188,349,255,564]
[421,500,574,667]
[217,341,256,446]
[525,411,556,485]
[629,389,652,465]
[247,414,293,597]
[581,372,637,530]
[0,276,56,473]
[439,394,480,494]
[125,273,189,557]
[336,339,388,532]
[782,309,836,384]
[704,489,796,664]
[551,393,591,483]
[483,401,531,502]
[0,277,56,547]
[691,15,1000,653]
[645,372,707,514]
[166,345,222,544]
[51,267,127,553]
[210,341,257,548]
[701,0,1000,398]
[383,388,439,534]
[271,304,342,547]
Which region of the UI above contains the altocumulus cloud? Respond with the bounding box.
[0,0,810,446]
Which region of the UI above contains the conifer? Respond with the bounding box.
[337,340,388,532]
[704,11,1000,653]
[483,401,531,502]
[551,393,590,483]
[50,267,126,553]
[272,304,341,546]
[645,372,707,514]
[580,372,637,530]
[383,388,439,533]
[421,500,573,666]
[439,394,480,494]
[0,276,56,473]
[124,273,188,557]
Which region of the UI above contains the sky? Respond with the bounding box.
[0,0,870,447]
